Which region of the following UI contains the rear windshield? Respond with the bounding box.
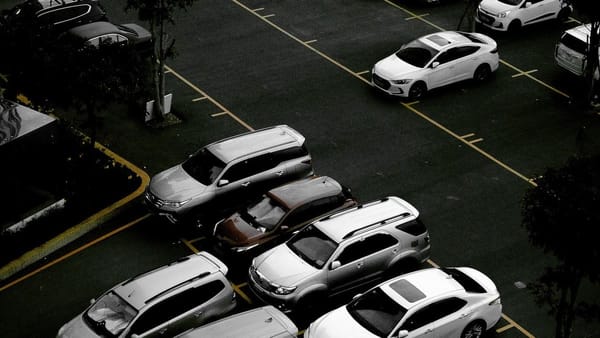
[442,268,486,293]
[560,33,588,54]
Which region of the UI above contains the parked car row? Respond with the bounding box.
[0,0,151,52]
[58,126,502,337]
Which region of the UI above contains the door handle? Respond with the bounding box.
[241,181,251,187]
[275,170,284,176]
[425,328,433,333]
[159,327,168,335]
[357,261,363,269]
[194,311,203,318]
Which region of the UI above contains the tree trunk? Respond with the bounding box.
[153,0,166,119]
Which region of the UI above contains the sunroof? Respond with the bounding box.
[389,279,426,303]
[426,35,451,47]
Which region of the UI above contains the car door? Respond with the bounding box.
[521,0,553,26]
[428,298,469,337]
[327,232,399,294]
[451,46,482,82]
[426,48,461,89]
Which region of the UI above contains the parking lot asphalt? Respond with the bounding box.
[2,0,600,337]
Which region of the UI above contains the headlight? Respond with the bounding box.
[233,243,259,253]
[489,296,501,306]
[274,284,297,295]
[498,10,510,18]
[392,79,412,84]
[162,199,191,208]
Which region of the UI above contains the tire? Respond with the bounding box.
[408,81,427,100]
[461,321,486,338]
[473,64,491,82]
[507,20,521,33]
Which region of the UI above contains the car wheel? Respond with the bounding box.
[473,64,491,82]
[557,7,571,21]
[461,321,486,338]
[408,81,427,100]
[507,20,521,33]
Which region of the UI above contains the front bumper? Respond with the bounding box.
[475,8,508,31]
[248,268,297,313]
[371,72,409,97]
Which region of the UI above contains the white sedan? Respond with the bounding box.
[371,31,499,99]
[305,267,502,338]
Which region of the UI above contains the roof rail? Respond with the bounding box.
[144,272,211,305]
[320,197,390,221]
[342,212,410,240]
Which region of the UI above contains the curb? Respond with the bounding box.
[0,139,150,281]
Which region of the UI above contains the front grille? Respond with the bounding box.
[145,190,165,208]
[250,267,275,293]
[477,9,495,24]
[372,73,391,90]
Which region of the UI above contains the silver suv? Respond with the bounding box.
[248,196,431,312]
[145,125,313,225]
[555,24,598,77]
[57,252,237,338]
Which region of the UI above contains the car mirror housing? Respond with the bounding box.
[218,179,229,187]
[330,260,341,270]
[431,61,440,69]
[396,330,409,338]
[280,225,289,231]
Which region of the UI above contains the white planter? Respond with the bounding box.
[145,93,173,122]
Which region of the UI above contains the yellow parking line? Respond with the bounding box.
[263,14,275,18]
[405,101,420,106]
[405,13,429,20]
[460,133,475,139]
[500,60,568,98]
[383,0,445,31]
[469,138,484,144]
[181,238,199,253]
[512,69,538,78]
[186,236,206,244]
[165,65,254,131]
[496,323,515,333]
[0,214,150,292]
[192,96,207,102]
[211,111,228,117]
[356,70,370,76]
[253,7,264,12]
[304,39,318,44]
[501,313,536,338]
[231,283,253,304]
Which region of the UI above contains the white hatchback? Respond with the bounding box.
[305,267,502,338]
[371,31,498,99]
[476,0,571,32]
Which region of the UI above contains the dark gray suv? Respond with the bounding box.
[145,125,314,225]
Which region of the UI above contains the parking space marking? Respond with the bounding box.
[356,70,370,76]
[497,323,516,333]
[405,100,420,106]
[165,65,254,131]
[405,13,430,21]
[263,14,275,18]
[501,313,535,338]
[460,133,475,139]
[304,39,318,44]
[186,236,206,244]
[181,238,200,253]
[0,214,150,292]
[192,96,207,102]
[426,259,440,268]
[252,7,264,12]
[511,69,538,78]
[567,17,581,24]
[211,111,228,117]
[383,0,445,31]
[231,283,254,304]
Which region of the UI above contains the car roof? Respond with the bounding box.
[565,24,594,42]
[67,21,119,39]
[267,176,343,210]
[207,125,305,164]
[381,268,463,309]
[113,252,227,310]
[419,31,471,50]
[315,196,419,243]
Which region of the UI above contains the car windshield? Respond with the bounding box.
[244,196,287,232]
[347,288,407,337]
[86,292,137,337]
[395,39,438,68]
[498,0,522,5]
[286,224,337,268]
[182,148,226,185]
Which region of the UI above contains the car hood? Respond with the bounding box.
[374,54,420,79]
[215,213,263,245]
[309,306,374,338]
[57,314,99,338]
[254,245,317,286]
[121,23,152,43]
[149,165,209,202]
[479,0,516,14]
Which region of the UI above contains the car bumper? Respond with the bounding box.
[475,10,508,31]
[143,190,182,224]
[371,73,410,97]
[248,270,297,313]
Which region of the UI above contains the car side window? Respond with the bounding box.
[271,146,309,165]
[454,46,480,59]
[399,297,467,331]
[221,154,275,182]
[336,233,398,265]
[435,48,465,64]
[284,197,338,226]
[396,219,427,236]
[37,5,90,27]
[128,280,225,335]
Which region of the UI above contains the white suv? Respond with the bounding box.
[475,0,571,32]
[555,24,599,76]
[248,196,431,313]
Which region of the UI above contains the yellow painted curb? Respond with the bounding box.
[0,137,150,281]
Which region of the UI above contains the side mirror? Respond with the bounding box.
[396,330,409,338]
[524,1,531,7]
[217,179,229,187]
[431,61,440,69]
[330,261,341,270]
[352,293,362,300]
[280,225,289,231]
[131,335,140,338]
[89,298,95,305]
